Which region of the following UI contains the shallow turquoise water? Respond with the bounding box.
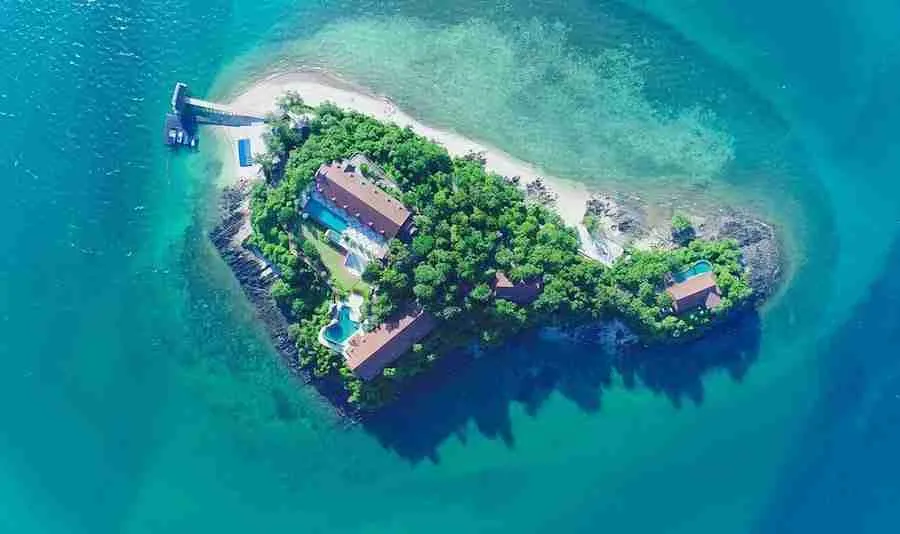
[1,1,899,533]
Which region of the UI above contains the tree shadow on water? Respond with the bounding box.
[361,311,762,463]
[617,312,762,408]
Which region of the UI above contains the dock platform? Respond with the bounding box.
[163,112,197,147]
[163,82,264,148]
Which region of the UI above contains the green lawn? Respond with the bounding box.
[300,223,372,296]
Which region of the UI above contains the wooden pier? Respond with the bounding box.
[163,82,266,148]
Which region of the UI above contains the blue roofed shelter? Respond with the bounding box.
[237,138,253,167]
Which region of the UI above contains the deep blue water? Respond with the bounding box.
[1,1,899,532]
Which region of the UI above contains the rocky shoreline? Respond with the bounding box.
[208,179,784,410]
[697,210,783,302]
[209,180,361,420]
[583,192,784,301]
[208,180,303,376]
[539,319,639,352]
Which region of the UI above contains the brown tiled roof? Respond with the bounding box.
[344,307,437,380]
[666,271,721,313]
[315,163,411,239]
[493,272,543,305]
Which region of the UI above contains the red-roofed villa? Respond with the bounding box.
[343,307,437,380]
[665,263,722,313]
[493,271,543,305]
[312,161,413,241]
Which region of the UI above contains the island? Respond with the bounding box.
[210,88,781,413]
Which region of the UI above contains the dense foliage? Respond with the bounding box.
[248,98,755,409]
[670,212,695,244]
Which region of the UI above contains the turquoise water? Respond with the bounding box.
[2,1,899,533]
[306,197,349,233]
[673,260,713,283]
[324,305,359,345]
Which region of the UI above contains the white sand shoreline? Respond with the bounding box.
[209,69,785,302]
[218,70,590,228]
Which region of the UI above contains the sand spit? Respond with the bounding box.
[222,70,591,228]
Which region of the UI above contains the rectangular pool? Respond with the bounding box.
[305,198,349,233]
[673,260,713,283]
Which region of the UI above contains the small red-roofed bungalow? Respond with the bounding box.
[665,271,722,313]
[493,271,543,305]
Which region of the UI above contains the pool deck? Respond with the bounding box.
[299,223,372,294]
[347,293,364,321]
[302,191,389,259]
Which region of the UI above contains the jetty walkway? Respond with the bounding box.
[185,96,266,126]
[164,82,266,146]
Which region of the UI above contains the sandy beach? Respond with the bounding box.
[219,70,591,228]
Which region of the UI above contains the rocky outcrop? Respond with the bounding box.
[697,210,783,302]
[583,192,784,303]
[525,177,559,206]
[208,179,302,375]
[585,193,646,235]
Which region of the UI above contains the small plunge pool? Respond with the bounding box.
[322,304,359,345]
[672,260,713,283]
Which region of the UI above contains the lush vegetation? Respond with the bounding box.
[670,212,695,245]
[247,96,755,409]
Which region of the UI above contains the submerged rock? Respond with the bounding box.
[541,319,638,354]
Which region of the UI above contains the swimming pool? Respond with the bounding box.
[322,305,359,345]
[305,198,349,233]
[673,260,713,283]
